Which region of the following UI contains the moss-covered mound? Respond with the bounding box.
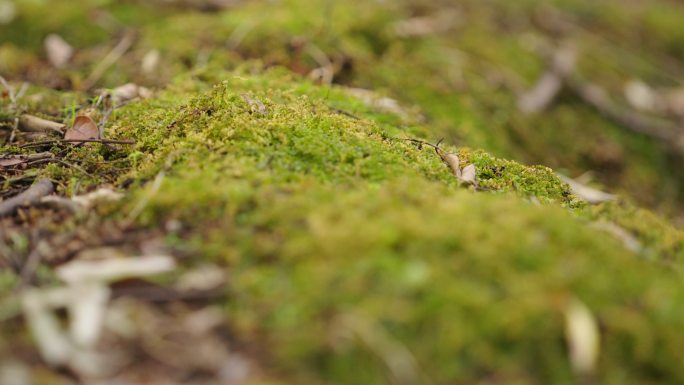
[1,1,684,384]
[121,69,684,384]
[3,0,684,218]
[5,67,679,384]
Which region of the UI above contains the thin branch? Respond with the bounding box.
[566,79,683,144]
[17,114,66,135]
[83,31,136,90]
[19,138,136,148]
[0,179,54,217]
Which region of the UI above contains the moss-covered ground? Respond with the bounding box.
[1,1,684,384]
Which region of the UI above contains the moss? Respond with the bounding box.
[3,0,684,216]
[59,68,680,384]
[1,2,684,383]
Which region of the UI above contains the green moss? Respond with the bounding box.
[68,68,682,384]
[2,2,684,383]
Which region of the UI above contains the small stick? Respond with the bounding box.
[0,178,54,217]
[397,137,442,150]
[18,114,65,135]
[19,138,136,148]
[566,79,681,143]
[83,31,135,90]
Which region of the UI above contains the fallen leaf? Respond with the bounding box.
[438,151,461,178]
[459,164,477,184]
[564,297,600,375]
[141,49,160,75]
[176,264,227,292]
[392,10,461,37]
[44,34,73,69]
[345,88,410,120]
[241,94,267,116]
[592,221,642,253]
[0,0,16,25]
[111,83,152,104]
[624,80,659,112]
[558,174,615,204]
[71,188,124,210]
[64,115,99,141]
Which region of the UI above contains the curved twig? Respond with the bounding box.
[0,179,54,217]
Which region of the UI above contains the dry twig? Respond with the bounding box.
[83,31,135,90]
[19,138,136,148]
[0,178,54,217]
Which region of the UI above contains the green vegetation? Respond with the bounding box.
[1,0,684,384]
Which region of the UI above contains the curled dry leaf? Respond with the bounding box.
[111,83,152,104]
[437,150,461,178]
[176,264,227,292]
[44,34,73,69]
[0,0,17,25]
[592,221,642,253]
[564,297,600,375]
[241,93,268,116]
[624,80,659,112]
[141,49,161,75]
[392,10,461,38]
[558,174,615,204]
[459,164,477,184]
[345,88,409,120]
[71,188,124,209]
[64,115,99,141]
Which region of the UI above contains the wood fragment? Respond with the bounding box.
[17,115,65,135]
[518,46,576,113]
[566,79,683,145]
[0,178,54,217]
[83,31,135,90]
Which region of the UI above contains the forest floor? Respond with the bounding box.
[1,1,684,384]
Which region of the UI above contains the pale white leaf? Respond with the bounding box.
[624,80,658,112]
[141,49,160,74]
[564,297,600,375]
[44,34,73,69]
[558,174,615,204]
[460,164,476,184]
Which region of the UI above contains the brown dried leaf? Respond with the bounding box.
[64,115,99,141]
